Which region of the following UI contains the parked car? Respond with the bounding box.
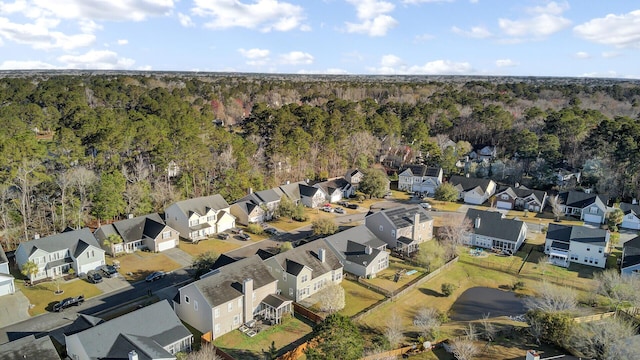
[218,233,230,240]
[346,203,359,209]
[337,200,348,207]
[99,265,118,278]
[87,271,103,284]
[239,233,251,241]
[321,206,334,213]
[264,228,280,236]
[334,207,345,214]
[419,202,432,210]
[145,271,166,282]
[53,295,84,312]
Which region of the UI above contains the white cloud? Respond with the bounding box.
[602,51,620,58]
[470,0,479,3]
[137,65,152,71]
[177,12,194,27]
[498,1,571,39]
[369,56,472,75]
[496,59,517,67]
[78,19,101,33]
[574,51,590,59]
[117,39,128,45]
[297,68,349,75]
[279,51,313,65]
[238,47,270,66]
[345,0,397,37]
[0,16,95,49]
[451,25,491,38]
[58,49,135,69]
[574,10,640,48]
[0,59,57,69]
[414,33,435,42]
[402,0,453,4]
[192,0,307,32]
[32,0,175,22]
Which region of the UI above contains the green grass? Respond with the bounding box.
[338,280,386,317]
[17,278,102,316]
[360,260,425,293]
[213,315,313,360]
[429,200,462,212]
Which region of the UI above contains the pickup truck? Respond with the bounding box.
[53,295,85,312]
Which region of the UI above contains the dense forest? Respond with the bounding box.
[1,72,640,249]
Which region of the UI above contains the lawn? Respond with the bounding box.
[213,315,313,359]
[360,260,425,293]
[110,251,182,281]
[179,239,243,257]
[16,278,102,316]
[338,279,386,317]
[519,249,598,293]
[429,199,462,212]
[270,208,330,232]
[506,210,585,227]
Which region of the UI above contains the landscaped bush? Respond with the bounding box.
[247,223,264,235]
[441,283,457,297]
[512,280,525,291]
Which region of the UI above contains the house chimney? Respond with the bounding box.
[248,187,253,194]
[34,233,40,239]
[634,198,638,205]
[525,350,540,360]
[128,350,139,360]
[412,212,420,241]
[243,278,254,323]
[365,246,373,255]
[318,248,326,263]
[475,216,481,229]
[128,213,134,219]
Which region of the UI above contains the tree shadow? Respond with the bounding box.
[419,288,445,297]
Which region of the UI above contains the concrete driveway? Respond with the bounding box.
[0,290,30,328]
[94,274,132,293]
[163,247,194,268]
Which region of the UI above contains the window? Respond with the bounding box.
[194,301,198,311]
[214,324,220,334]
[228,302,233,312]
[289,288,293,296]
[252,291,256,301]
[189,219,198,226]
[283,273,287,281]
[590,206,598,214]
[233,315,240,325]
[214,308,220,318]
[238,298,242,308]
[185,296,190,304]
[162,231,171,239]
[207,215,215,222]
[301,274,308,283]
[379,225,383,232]
[391,230,395,237]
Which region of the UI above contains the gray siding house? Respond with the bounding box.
[365,205,433,255]
[94,213,179,255]
[465,209,527,252]
[621,236,640,276]
[165,194,236,242]
[322,225,389,278]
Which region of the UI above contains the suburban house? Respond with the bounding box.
[277,181,303,205]
[94,213,179,255]
[0,246,15,296]
[322,225,389,278]
[448,175,497,205]
[313,177,354,202]
[345,169,364,191]
[165,194,236,242]
[557,191,608,224]
[619,202,640,230]
[495,185,548,212]
[229,200,266,226]
[469,145,496,162]
[0,335,61,359]
[50,313,105,348]
[174,255,291,340]
[263,240,343,302]
[556,168,581,186]
[235,188,283,222]
[299,184,327,208]
[365,205,433,255]
[464,209,527,252]
[544,224,609,268]
[66,300,192,360]
[621,236,640,276]
[15,228,105,281]
[398,165,443,195]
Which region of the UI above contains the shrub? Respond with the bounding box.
[512,281,525,290]
[247,223,264,235]
[441,283,456,297]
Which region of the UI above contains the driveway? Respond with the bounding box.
[163,247,194,268]
[94,274,132,294]
[0,290,30,328]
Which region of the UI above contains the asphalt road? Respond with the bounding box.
[0,268,192,344]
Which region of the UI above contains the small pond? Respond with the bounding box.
[450,287,526,321]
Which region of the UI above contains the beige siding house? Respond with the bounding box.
[165,195,236,242]
[365,205,433,255]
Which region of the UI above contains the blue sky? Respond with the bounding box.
[0,0,639,78]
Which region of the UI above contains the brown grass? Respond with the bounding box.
[16,278,102,316]
[111,251,182,281]
[339,280,386,317]
[360,260,425,293]
[179,239,243,257]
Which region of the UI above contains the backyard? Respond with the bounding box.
[212,315,313,360]
[108,251,182,282]
[360,259,426,294]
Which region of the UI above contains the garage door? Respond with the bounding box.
[496,201,513,210]
[583,214,602,224]
[79,260,104,274]
[157,240,176,252]
[621,220,640,230]
[0,280,14,296]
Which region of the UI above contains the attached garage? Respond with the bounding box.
[583,213,603,224]
[0,276,15,296]
[78,260,104,275]
[157,239,177,252]
[621,218,640,230]
[496,201,513,210]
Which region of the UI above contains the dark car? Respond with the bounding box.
[99,265,118,278]
[334,207,345,214]
[145,271,166,282]
[218,233,230,240]
[53,295,84,312]
[264,228,278,235]
[87,271,103,284]
[346,203,359,209]
[239,233,251,241]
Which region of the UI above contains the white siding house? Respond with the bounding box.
[544,224,609,269]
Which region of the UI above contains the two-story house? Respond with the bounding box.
[495,185,548,212]
[345,169,364,191]
[322,225,389,278]
[66,300,192,360]
[398,165,443,195]
[16,228,105,281]
[621,236,640,276]
[263,240,343,302]
[544,224,609,268]
[174,255,291,340]
[557,191,608,224]
[94,213,179,255]
[469,145,496,162]
[465,209,527,252]
[165,194,236,242]
[234,188,284,223]
[619,202,640,230]
[0,246,15,296]
[299,184,327,208]
[448,175,497,205]
[313,177,354,202]
[1,335,60,359]
[365,205,433,255]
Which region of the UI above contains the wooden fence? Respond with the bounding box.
[200,332,235,360]
[360,345,414,360]
[573,312,615,323]
[292,302,324,324]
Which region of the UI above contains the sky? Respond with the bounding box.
[0,0,639,78]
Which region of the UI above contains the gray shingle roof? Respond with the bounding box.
[449,175,494,193]
[620,202,640,216]
[299,184,322,197]
[496,185,546,204]
[0,245,7,264]
[400,165,441,177]
[546,223,608,246]
[313,178,350,195]
[278,182,304,202]
[193,255,276,307]
[172,194,230,217]
[271,240,342,280]
[622,236,640,269]
[377,205,432,230]
[20,228,100,257]
[66,300,190,360]
[322,225,387,265]
[253,188,282,204]
[558,191,607,208]
[94,213,166,244]
[0,334,61,360]
[465,209,525,242]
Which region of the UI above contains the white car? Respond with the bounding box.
[321,206,334,213]
[419,202,432,210]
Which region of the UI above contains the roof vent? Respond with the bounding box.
[128,350,139,360]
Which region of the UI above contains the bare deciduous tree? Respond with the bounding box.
[70,167,97,227]
[451,337,479,360]
[186,344,223,360]
[525,282,577,313]
[437,214,472,260]
[537,255,550,275]
[548,195,564,221]
[479,314,496,342]
[318,284,345,314]
[570,317,636,360]
[384,311,404,349]
[594,269,640,311]
[413,307,441,339]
